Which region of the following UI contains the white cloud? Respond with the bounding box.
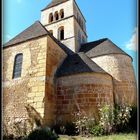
[126,27,138,51]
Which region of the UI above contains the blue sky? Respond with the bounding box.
[3,0,138,79]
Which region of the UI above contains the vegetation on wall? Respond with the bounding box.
[3,103,137,139]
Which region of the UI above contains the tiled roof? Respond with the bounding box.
[3,21,73,55]
[4,21,49,47]
[56,52,106,77]
[42,0,69,11]
[79,38,129,58]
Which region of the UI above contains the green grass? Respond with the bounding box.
[93,133,137,140]
[59,133,137,140]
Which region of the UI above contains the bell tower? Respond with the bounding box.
[40,0,87,52]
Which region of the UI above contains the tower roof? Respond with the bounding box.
[42,0,69,11]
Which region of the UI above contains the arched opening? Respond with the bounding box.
[13,53,23,79]
[49,30,53,35]
[49,13,53,23]
[58,26,64,40]
[60,9,64,19]
[54,11,59,21]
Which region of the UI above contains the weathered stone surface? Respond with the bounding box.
[92,54,137,106]
[3,37,48,125]
[56,73,114,122]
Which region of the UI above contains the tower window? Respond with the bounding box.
[58,26,64,40]
[13,53,23,79]
[55,11,59,21]
[49,13,53,23]
[60,9,64,19]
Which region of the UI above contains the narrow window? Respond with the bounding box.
[13,53,23,79]
[49,30,53,35]
[58,26,64,40]
[55,11,59,21]
[49,13,53,23]
[60,9,64,19]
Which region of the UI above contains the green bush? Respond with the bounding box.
[99,105,114,134]
[89,104,135,136]
[89,124,104,136]
[26,126,58,140]
[65,122,77,136]
[53,122,77,136]
[114,104,132,132]
[127,106,137,132]
[73,111,95,136]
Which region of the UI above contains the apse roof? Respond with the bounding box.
[79,38,131,59]
[56,52,106,77]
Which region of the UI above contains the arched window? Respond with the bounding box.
[49,30,53,35]
[49,13,53,23]
[54,11,59,21]
[13,53,23,79]
[60,9,64,19]
[58,26,64,40]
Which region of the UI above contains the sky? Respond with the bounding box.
[3,0,138,79]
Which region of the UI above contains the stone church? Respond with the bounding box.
[3,0,136,126]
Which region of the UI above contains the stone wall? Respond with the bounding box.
[92,54,137,106]
[56,73,113,123]
[44,36,67,126]
[3,36,48,127]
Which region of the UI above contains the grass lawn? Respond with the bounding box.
[93,133,137,140]
[59,133,137,140]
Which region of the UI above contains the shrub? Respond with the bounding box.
[73,111,95,136]
[89,124,104,136]
[3,119,33,140]
[99,105,114,134]
[65,122,77,136]
[128,106,137,132]
[114,104,132,132]
[89,104,134,136]
[53,122,77,136]
[26,126,58,140]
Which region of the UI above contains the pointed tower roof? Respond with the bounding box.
[42,0,69,11]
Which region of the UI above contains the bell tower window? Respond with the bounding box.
[49,13,53,23]
[58,26,64,40]
[55,11,59,21]
[60,9,64,19]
